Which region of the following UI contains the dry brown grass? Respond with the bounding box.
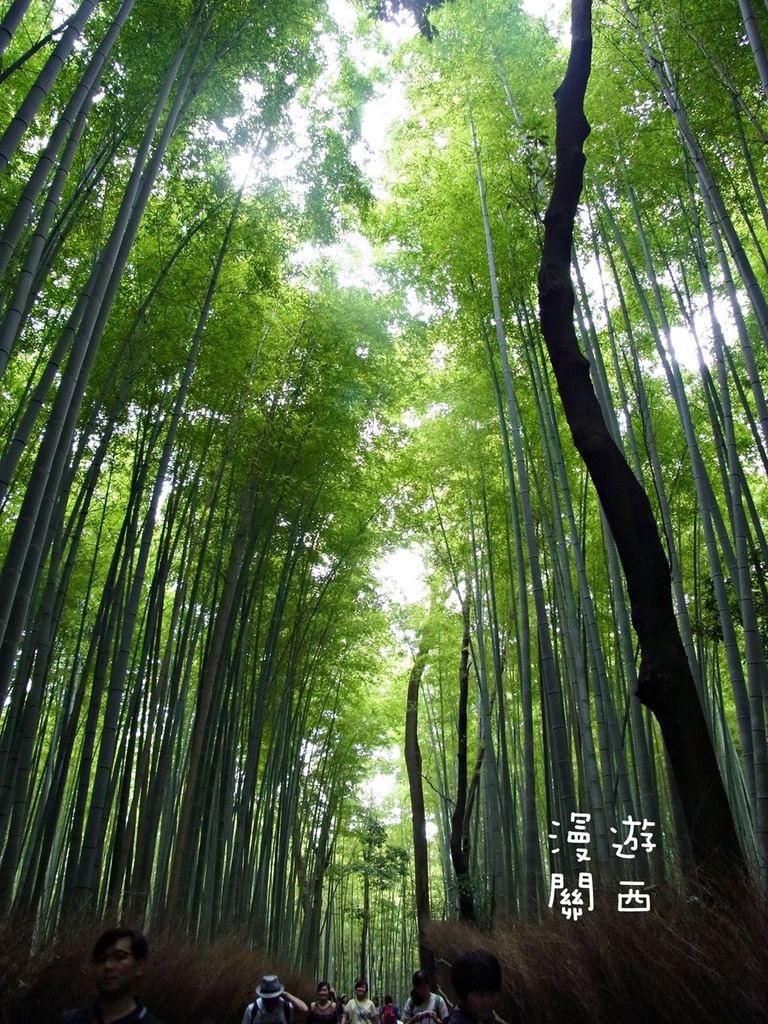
[1,888,766,1023]
[428,886,768,1024]
[0,916,315,1024]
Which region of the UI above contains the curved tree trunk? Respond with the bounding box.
[537,0,743,881]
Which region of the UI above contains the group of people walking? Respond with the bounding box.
[242,955,503,1024]
[60,927,504,1024]
[246,971,451,1024]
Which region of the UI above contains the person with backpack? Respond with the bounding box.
[382,995,399,1024]
[242,974,308,1024]
[402,972,449,1024]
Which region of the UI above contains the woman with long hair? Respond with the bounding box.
[402,971,449,1024]
[308,982,340,1024]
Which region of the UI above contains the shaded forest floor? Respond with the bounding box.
[427,886,768,1024]
[1,886,766,1024]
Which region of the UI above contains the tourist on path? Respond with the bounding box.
[402,971,449,1024]
[307,981,341,1024]
[382,994,399,1024]
[242,974,309,1024]
[60,927,162,1024]
[342,979,377,1024]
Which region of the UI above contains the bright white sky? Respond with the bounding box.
[375,547,428,604]
[327,0,571,178]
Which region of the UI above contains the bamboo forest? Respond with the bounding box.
[1,0,768,1020]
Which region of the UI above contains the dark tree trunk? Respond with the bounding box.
[450,598,475,922]
[404,641,435,976]
[536,0,742,880]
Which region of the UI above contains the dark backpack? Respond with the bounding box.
[383,1006,397,1024]
[252,998,293,1024]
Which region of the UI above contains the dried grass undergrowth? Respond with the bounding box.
[429,887,768,1024]
[1,888,766,1023]
[0,915,311,1024]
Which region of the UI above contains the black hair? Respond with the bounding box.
[355,980,368,992]
[92,927,149,962]
[410,970,431,1004]
[384,996,394,1005]
[450,951,502,1001]
[318,982,331,992]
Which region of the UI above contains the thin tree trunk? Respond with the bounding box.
[737,0,768,103]
[622,0,768,364]
[404,641,434,976]
[0,0,135,289]
[450,598,475,922]
[73,182,242,905]
[469,113,576,850]
[0,0,98,175]
[0,0,34,60]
